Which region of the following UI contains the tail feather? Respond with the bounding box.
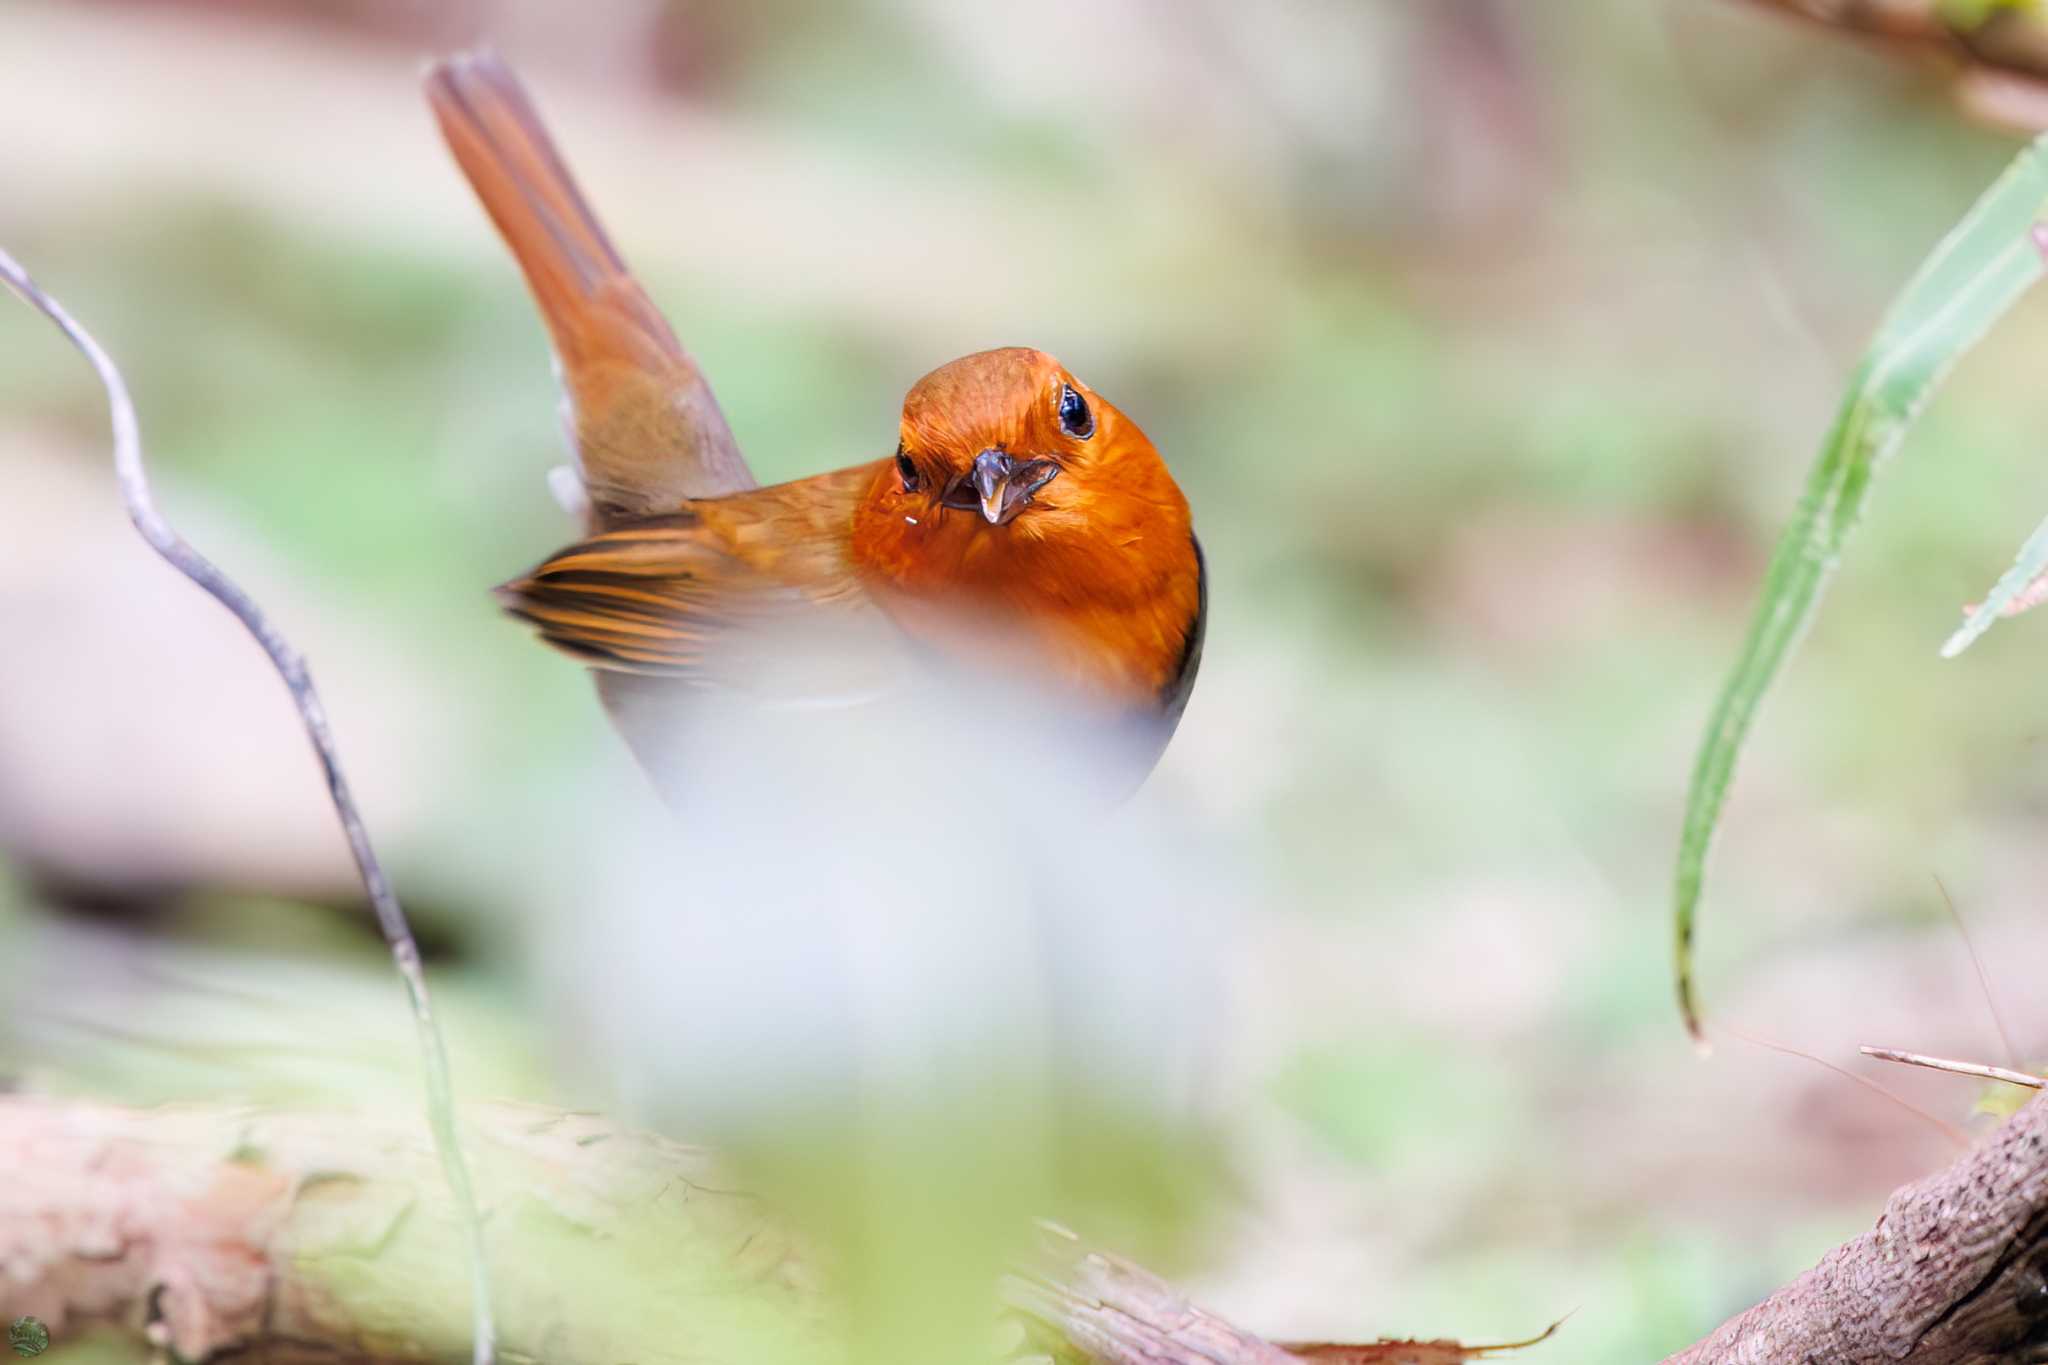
[426,52,755,521]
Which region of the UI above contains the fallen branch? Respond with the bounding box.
[6,1093,2048,1362]
[0,1099,816,1365]
[0,1096,1518,1365]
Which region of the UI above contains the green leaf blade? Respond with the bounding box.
[1673,134,2048,1041]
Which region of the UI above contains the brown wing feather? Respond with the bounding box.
[497,515,808,677]
[426,52,755,521]
[495,466,885,681]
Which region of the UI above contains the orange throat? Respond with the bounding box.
[849,463,1201,707]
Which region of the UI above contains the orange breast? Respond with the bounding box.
[847,464,1203,709]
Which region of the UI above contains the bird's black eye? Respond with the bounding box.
[895,447,920,492]
[1057,384,1094,439]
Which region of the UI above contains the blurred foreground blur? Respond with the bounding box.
[7,2,2048,1360]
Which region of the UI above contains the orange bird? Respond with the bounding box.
[426,54,1204,784]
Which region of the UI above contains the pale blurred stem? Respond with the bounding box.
[8,1094,2048,1365]
[0,248,497,1365]
[1735,0,2048,131]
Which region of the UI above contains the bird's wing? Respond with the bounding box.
[495,465,886,682]
[426,52,756,521]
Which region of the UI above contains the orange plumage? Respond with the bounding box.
[428,55,1204,781]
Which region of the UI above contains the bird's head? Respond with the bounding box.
[847,346,1200,714]
[856,348,1184,558]
[892,347,1103,528]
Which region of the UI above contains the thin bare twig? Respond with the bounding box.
[1861,1046,2045,1090]
[0,246,497,1365]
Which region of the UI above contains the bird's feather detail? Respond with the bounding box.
[426,52,755,522]
[495,468,886,680]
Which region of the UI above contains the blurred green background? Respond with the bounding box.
[5,1,2048,1360]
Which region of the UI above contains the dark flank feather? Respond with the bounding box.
[1158,535,1206,733]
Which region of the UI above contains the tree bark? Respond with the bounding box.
[1664,1090,2048,1363]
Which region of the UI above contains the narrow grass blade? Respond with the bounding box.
[1942,503,2048,658]
[1674,134,2048,1042]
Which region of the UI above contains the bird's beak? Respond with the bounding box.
[952,449,1059,526]
[970,449,1013,524]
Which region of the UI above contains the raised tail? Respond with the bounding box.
[426,52,755,521]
